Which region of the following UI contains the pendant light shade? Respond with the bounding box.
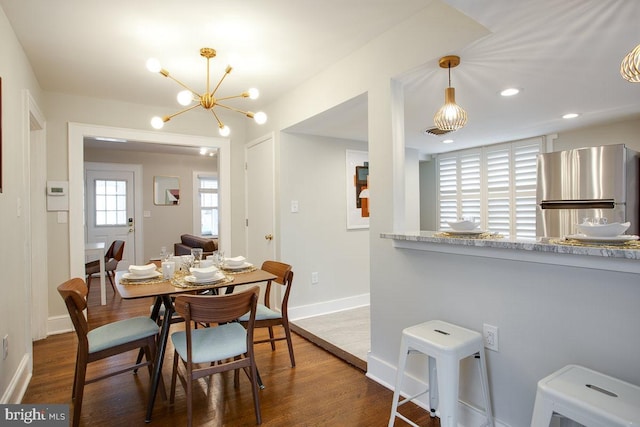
[433,55,468,131]
[621,43,640,82]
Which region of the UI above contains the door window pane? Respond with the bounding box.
[95,179,127,226]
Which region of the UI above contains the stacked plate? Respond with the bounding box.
[123,263,161,280]
[567,221,638,244]
[186,265,226,284]
[223,256,253,270]
[444,219,484,236]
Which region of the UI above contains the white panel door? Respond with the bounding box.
[245,135,276,269]
[85,168,135,270]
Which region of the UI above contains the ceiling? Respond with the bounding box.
[2,0,639,155]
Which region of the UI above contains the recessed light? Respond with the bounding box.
[500,88,520,97]
[200,147,208,155]
[442,139,454,144]
[562,113,579,119]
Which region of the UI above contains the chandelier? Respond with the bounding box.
[621,43,640,82]
[146,47,267,136]
[433,55,467,131]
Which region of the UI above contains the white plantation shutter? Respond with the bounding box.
[513,142,540,238]
[437,138,542,238]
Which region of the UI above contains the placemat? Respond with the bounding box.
[434,232,504,240]
[550,238,640,250]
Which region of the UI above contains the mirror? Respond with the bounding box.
[154,176,180,205]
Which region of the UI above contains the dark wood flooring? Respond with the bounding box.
[22,285,438,426]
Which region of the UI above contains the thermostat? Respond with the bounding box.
[46,181,69,211]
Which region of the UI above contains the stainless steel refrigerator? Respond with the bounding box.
[536,144,639,237]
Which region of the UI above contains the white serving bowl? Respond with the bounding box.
[576,221,630,237]
[128,263,157,276]
[225,256,246,267]
[447,220,480,231]
[190,265,220,279]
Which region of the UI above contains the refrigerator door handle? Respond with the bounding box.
[540,199,616,210]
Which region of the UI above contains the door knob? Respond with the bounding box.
[264,234,273,241]
[129,228,134,233]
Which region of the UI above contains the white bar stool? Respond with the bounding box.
[530,364,640,427]
[388,320,494,427]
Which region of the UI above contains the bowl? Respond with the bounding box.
[447,220,480,231]
[576,221,630,237]
[190,265,220,279]
[128,263,157,276]
[225,256,246,267]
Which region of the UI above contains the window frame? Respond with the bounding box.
[192,172,219,238]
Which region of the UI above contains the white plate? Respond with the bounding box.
[222,262,253,270]
[440,229,486,236]
[565,234,639,244]
[184,274,226,284]
[122,271,162,280]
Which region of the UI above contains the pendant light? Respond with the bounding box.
[433,55,468,131]
[621,43,640,82]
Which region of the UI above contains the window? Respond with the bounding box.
[94,179,127,226]
[194,174,218,237]
[437,138,542,239]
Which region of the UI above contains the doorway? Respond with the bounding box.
[67,124,232,287]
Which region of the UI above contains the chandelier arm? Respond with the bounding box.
[211,67,232,96]
[164,74,202,98]
[215,102,255,118]
[163,103,202,121]
[211,109,224,127]
[215,94,248,102]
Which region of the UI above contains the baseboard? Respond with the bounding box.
[1,354,32,404]
[288,293,369,320]
[47,314,73,336]
[367,353,510,427]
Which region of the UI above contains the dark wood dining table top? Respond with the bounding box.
[115,268,276,299]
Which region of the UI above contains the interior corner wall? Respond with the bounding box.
[279,133,370,317]
[0,5,44,403]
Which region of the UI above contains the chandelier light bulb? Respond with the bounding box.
[219,125,231,137]
[146,58,161,73]
[248,88,260,99]
[150,116,164,129]
[177,90,193,106]
[254,111,267,124]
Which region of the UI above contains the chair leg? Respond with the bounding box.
[268,326,276,351]
[283,322,296,367]
[72,356,88,427]
[249,357,262,425]
[106,271,117,294]
[170,350,179,404]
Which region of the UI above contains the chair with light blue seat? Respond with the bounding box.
[170,286,262,426]
[57,277,163,427]
[239,260,296,368]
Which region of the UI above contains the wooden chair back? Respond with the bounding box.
[58,278,90,346]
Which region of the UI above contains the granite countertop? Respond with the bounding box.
[381,230,640,261]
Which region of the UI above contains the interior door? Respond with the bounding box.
[245,135,276,269]
[85,167,135,270]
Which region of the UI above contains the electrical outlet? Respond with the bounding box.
[3,335,8,360]
[311,272,319,284]
[483,324,499,352]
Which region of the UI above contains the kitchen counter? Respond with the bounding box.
[381,231,640,274]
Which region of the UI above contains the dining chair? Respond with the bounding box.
[239,260,296,367]
[57,277,164,427]
[85,240,125,293]
[170,286,262,426]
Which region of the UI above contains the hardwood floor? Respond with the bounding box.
[23,286,438,426]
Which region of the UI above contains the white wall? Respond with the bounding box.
[0,7,43,402]
[279,133,370,317]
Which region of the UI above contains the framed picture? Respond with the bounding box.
[346,149,369,229]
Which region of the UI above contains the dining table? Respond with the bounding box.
[115,263,276,423]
